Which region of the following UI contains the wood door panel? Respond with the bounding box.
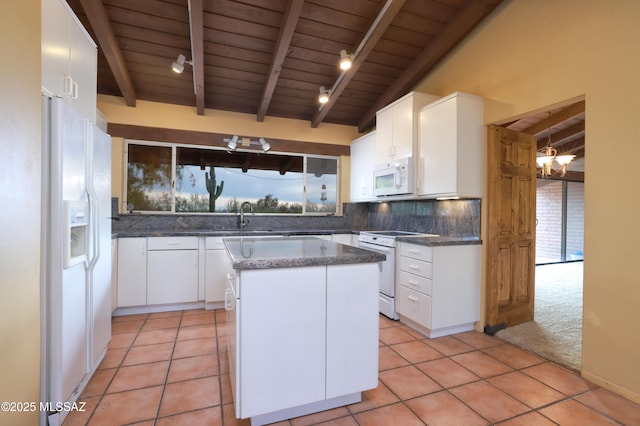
[487,125,536,329]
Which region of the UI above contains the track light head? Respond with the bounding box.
[339,49,353,70]
[259,138,271,152]
[171,53,192,73]
[225,135,239,150]
[318,86,330,104]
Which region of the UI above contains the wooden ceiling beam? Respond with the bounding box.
[523,101,585,135]
[257,0,305,122]
[79,0,136,107]
[311,0,407,128]
[188,0,205,115]
[357,0,503,132]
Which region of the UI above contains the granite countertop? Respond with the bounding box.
[224,236,385,270]
[112,229,480,246]
[112,229,347,238]
[395,235,482,246]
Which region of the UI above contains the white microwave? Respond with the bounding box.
[373,157,414,196]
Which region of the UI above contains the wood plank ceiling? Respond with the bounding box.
[502,100,586,181]
[67,0,503,132]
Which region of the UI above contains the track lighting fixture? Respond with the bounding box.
[339,49,353,71]
[223,135,271,153]
[318,86,331,104]
[171,53,193,73]
[259,138,271,152]
[225,135,239,150]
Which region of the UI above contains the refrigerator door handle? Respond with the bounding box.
[86,188,100,270]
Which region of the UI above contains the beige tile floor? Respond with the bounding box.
[63,309,640,425]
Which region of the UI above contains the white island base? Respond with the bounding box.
[226,259,380,425]
[250,392,361,426]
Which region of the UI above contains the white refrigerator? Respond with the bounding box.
[40,95,112,425]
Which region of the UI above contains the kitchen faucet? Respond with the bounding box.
[238,201,252,230]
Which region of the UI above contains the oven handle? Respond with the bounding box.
[357,241,391,272]
[357,241,393,253]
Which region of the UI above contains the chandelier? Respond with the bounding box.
[536,111,575,178]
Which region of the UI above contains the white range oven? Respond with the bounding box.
[357,230,425,320]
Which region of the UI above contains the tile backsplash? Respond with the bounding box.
[111,197,480,238]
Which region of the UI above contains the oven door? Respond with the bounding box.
[357,240,395,297]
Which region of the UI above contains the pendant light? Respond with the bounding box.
[536,111,576,178]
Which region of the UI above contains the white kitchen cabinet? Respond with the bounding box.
[117,238,147,307]
[326,264,379,398]
[42,0,97,121]
[375,92,439,164]
[349,131,377,201]
[111,239,118,312]
[147,237,199,305]
[396,242,481,338]
[205,237,232,308]
[235,266,327,418]
[332,233,355,247]
[229,262,378,423]
[417,92,483,198]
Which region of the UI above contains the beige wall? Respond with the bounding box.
[98,95,358,210]
[413,0,640,401]
[0,2,42,424]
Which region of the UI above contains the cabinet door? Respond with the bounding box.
[326,263,379,398]
[418,97,458,196]
[350,132,377,201]
[68,15,97,121]
[239,267,326,418]
[205,249,231,303]
[391,96,416,159]
[147,250,199,304]
[117,238,147,307]
[332,233,354,246]
[42,0,71,96]
[375,107,394,162]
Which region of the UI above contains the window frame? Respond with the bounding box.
[123,139,341,216]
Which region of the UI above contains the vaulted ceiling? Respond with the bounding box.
[502,100,586,181]
[68,0,503,133]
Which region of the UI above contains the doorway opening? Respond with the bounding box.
[490,99,585,371]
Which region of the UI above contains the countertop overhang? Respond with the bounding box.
[223,236,386,270]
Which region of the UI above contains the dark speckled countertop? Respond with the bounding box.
[224,236,385,270]
[112,229,480,247]
[395,235,482,246]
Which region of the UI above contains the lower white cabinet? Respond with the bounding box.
[396,242,480,338]
[117,238,147,307]
[332,233,355,246]
[147,237,199,305]
[205,237,232,307]
[229,262,378,422]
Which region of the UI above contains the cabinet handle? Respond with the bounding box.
[71,81,78,99]
[408,279,419,287]
[63,76,73,96]
[140,242,146,255]
[409,249,420,255]
[408,264,420,271]
[224,289,235,311]
[408,295,419,302]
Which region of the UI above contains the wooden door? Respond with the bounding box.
[486,125,536,331]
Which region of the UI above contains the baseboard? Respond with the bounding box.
[112,301,205,316]
[581,369,640,404]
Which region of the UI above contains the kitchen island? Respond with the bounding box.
[223,236,384,425]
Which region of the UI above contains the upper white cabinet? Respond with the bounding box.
[417,92,484,199]
[349,131,377,202]
[42,0,97,121]
[375,92,439,164]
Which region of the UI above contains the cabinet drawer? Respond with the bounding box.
[398,271,432,295]
[399,243,433,262]
[147,236,199,250]
[397,285,431,329]
[206,237,226,250]
[398,256,432,279]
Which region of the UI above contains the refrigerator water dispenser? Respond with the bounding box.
[63,200,88,268]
